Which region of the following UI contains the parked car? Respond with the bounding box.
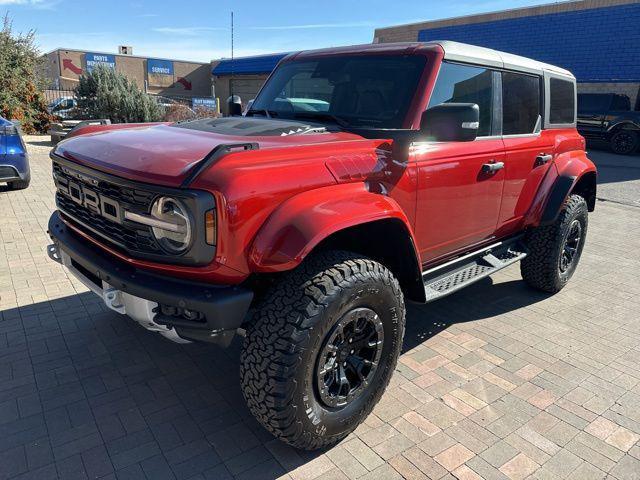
[577,93,640,155]
[0,116,30,190]
[47,96,78,119]
[47,41,596,450]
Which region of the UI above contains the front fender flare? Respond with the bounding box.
[249,183,419,272]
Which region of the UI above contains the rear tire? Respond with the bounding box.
[610,130,639,155]
[240,251,405,450]
[521,194,588,293]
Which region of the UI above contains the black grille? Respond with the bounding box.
[53,163,163,256]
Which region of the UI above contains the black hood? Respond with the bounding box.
[172,116,326,137]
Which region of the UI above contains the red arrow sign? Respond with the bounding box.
[62,58,82,75]
[177,77,192,90]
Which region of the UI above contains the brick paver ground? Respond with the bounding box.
[1,136,639,480]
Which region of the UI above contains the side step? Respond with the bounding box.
[423,238,527,302]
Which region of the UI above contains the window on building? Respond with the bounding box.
[502,72,541,135]
[428,62,494,137]
[549,78,575,124]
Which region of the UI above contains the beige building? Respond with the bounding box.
[42,48,213,98]
[374,0,640,107]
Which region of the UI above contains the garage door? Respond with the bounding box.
[230,78,265,102]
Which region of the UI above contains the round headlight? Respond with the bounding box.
[150,197,192,254]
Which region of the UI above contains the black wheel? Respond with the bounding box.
[8,179,30,190]
[240,251,405,450]
[521,194,588,293]
[610,130,639,155]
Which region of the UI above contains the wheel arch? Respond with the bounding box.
[248,183,425,302]
[606,120,640,134]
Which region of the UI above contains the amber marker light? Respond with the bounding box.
[205,209,216,245]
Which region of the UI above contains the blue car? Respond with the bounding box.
[0,116,30,190]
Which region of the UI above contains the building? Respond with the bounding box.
[211,53,287,114]
[42,48,213,99]
[374,0,640,107]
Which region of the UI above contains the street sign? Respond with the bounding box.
[86,53,116,72]
[192,98,217,111]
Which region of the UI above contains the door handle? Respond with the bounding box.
[481,161,504,174]
[535,153,553,166]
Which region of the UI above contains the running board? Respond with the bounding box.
[423,238,527,302]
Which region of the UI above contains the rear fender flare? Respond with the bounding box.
[249,183,420,273]
[534,151,597,226]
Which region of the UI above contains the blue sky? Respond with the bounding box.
[2,0,559,62]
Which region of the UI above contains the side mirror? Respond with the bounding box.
[420,103,479,142]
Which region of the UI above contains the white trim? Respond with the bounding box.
[429,41,574,79]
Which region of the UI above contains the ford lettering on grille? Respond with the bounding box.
[57,174,122,224]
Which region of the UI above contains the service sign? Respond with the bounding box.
[192,97,217,111]
[147,59,174,76]
[147,59,174,87]
[86,53,116,72]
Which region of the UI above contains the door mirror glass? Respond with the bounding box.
[420,103,479,142]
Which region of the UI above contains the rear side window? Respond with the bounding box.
[428,62,494,137]
[610,95,631,111]
[502,72,541,135]
[549,78,575,124]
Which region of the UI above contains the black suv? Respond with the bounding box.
[577,93,640,155]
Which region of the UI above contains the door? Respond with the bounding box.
[577,94,610,139]
[498,71,554,234]
[414,62,505,263]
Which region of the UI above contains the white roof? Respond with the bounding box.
[428,40,574,78]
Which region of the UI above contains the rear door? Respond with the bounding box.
[414,62,505,263]
[497,71,553,234]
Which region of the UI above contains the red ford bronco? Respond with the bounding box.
[48,41,596,450]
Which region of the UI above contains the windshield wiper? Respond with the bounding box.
[246,109,278,118]
[292,112,350,129]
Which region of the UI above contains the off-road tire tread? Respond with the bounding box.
[520,194,587,293]
[240,251,405,450]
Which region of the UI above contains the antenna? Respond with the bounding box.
[230,10,234,99]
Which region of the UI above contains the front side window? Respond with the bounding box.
[428,62,493,137]
[549,78,576,124]
[502,72,541,135]
[249,55,426,129]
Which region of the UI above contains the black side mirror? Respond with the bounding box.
[420,103,479,142]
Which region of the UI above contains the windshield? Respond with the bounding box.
[249,55,426,129]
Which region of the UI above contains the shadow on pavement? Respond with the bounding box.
[0,275,547,478]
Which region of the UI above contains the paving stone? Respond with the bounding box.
[2,137,640,479]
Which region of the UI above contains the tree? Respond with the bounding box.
[0,15,50,133]
[75,65,163,123]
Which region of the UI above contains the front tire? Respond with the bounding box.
[240,251,405,450]
[521,194,588,293]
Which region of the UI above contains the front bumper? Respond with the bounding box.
[48,211,253,346]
